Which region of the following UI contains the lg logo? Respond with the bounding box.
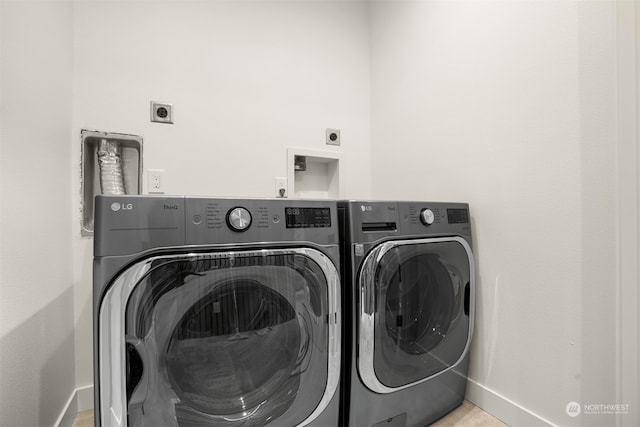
[110,202,133,212]
[360,205,372,212]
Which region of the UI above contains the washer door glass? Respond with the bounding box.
[100,248,339,427]
[359,238,472,391]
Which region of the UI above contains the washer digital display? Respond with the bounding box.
[285,207,331,228]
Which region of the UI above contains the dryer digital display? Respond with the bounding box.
[285,207,331,228]
[446,208,469,224]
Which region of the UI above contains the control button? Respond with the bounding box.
[226,207,252,232]
[420,208,435,226]
[192,215,203,225]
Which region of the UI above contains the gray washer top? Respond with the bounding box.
[94,195,339,257]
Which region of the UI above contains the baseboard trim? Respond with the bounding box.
[77,385,94,411]
[466,379,557,427]
[55,385,94,427]
[54,391,78,427]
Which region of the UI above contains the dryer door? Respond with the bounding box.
[358,237,474,393]
[98,248,340,427]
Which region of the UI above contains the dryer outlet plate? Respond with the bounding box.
[150,101,174,124]
[326,128,340,146]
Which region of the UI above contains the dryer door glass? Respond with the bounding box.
[358,238,472,391]
[99,248,339,427]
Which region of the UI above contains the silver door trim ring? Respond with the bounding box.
[99,247,340,427]
[358,236,475,394]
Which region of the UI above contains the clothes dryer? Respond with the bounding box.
[93,195,341,427]
[338,201,474,427]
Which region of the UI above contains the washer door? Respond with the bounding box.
[99,248,340,427]
[358,237,474,393]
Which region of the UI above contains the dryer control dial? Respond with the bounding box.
[227,207,252,232]
[420,208,435,226]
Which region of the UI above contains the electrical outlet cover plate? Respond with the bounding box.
[275,177,287,198]
[326,128,340,146]
[148,169,165,194]
[151,101,174,124]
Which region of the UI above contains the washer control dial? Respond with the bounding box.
[420,208,435,226]
[227,207,252,232]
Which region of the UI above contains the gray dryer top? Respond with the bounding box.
[338,200,472,245]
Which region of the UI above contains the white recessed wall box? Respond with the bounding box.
[287,147,344,199]
[81,129,143,236]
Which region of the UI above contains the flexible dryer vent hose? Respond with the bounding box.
[98,139,126,195]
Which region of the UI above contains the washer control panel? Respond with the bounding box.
[285,207,331,228]
[184,198,338,245]
[226,207,252,232]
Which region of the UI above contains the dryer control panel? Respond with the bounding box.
[339,200,472,245]
[419,208,435,225]
[446,208,470,224]
[418,207,469,226]
[401,202,471,237]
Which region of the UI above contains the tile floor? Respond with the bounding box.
[73,400,507,427]
[431,401,507,427]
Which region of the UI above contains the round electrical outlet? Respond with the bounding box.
[150,101,174,124]
[156,107,168,118]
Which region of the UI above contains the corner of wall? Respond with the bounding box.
[54,386,94,427]
[616,1,639,425]
[466,380,556,427]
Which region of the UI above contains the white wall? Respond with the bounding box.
[71,0,372,387]
[370,1,628,426]
[0,1,76,425]
[618,1,640,423]
[1,2,633,425]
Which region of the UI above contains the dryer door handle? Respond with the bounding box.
[464,281,470,316]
